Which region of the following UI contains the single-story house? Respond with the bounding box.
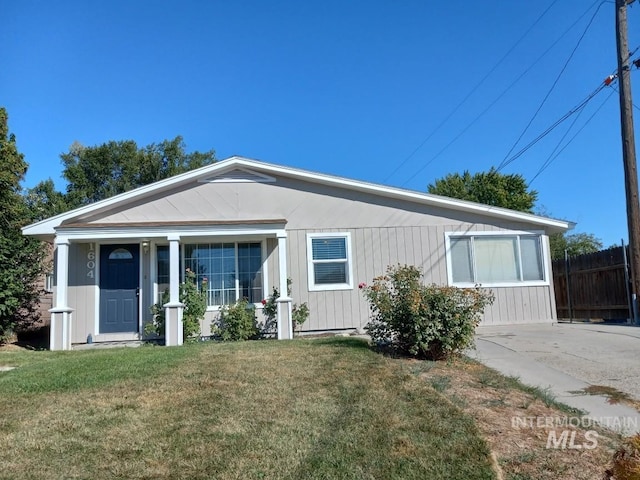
[22,156,571,350]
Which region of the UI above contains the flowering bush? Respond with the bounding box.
[262,279,309,335]
[361,264,493,359]
[146,268,207,340]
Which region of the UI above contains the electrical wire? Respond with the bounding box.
[499,83,608,171]
[398,0,603,188]
[382,0,560,183]
[529,87,616,184]
[497,1,605,172]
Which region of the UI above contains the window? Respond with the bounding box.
[447,233,546,286]
[184,242,263,306]
[307,233,353,291]
[44,273,54,292]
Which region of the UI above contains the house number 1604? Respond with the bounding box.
[87,244,96,278]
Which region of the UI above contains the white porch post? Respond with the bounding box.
[276,232,293,340]
[164,235,184,346]
[49,237,73,350]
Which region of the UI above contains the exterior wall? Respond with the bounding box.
[284,225,554,332]
[57,173,557,341]
[67,243,98,344]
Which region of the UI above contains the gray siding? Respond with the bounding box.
[58,173,557,341]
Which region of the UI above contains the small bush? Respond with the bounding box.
[361,264,493,359]
[146,269,207,340]
[217,299,260,341]
[261,279,310,335]
[605,434,640,480]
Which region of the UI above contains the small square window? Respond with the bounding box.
[307,233,353,291]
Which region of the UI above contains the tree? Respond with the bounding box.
[427,167,538,213]
[549,232,603,260]
[25,178,70,222]
[0,107,46,341]
[60,136,216,209]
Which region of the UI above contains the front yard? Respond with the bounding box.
[0,338,622,479]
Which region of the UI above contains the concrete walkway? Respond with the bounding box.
[471,323,640,435]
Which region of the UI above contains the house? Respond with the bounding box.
[22,156,571,350]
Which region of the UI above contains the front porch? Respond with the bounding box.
[49,220,294,350]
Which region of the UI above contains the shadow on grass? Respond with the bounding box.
[304,336,371,350]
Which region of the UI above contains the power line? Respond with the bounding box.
[383,0,561,183]
[529,87,616,184]
[497,83,607,171]
[398,0,604,188]
[497,1,605,172]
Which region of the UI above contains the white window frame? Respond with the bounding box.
[306,232,354,292]
[444,231,549,288]
[44,272,54,293]
[181,239,268,311]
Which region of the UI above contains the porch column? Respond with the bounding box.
[276,232,293,340]
[49,237,73,351]
[164,234,184,346]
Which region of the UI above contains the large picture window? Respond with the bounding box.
[155,242,263,307]
[307,233,353,291]
[184,242,263,306]
[447,233,546,286]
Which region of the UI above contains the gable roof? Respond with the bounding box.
[22,155,573,237]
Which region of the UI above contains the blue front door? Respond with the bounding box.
[100,244,140,333]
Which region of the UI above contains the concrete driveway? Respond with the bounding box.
[471,322,640,434]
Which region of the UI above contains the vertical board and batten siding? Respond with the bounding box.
[58,171,558,340]
[67,243,97,343]
[281,224,554,331]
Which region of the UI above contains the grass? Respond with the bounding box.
[0,338,496,480]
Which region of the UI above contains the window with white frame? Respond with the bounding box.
[307,233,353,291]
[184,242,263,306]
[447,233,545,286]
[44,273,54,292]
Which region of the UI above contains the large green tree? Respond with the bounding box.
[59,135,216,209]
[427,167,538,213]
[549,233,603,260]
[0,108,46,341]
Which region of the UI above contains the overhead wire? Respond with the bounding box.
[382,0,560,183]
[497,83,608,171]
[496,0,606,172]
[398,0,604,188]
[529,87,616,184]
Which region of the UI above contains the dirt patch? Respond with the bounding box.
[415,357,622,480]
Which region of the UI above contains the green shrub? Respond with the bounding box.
[217,299,260,341]
[146,268,207,340]
[361,264,493,359]
[261,279,310,336]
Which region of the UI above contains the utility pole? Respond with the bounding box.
[616,0,640,323]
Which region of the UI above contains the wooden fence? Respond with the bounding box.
[552,246,632,321]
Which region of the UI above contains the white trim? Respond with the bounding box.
[93,243,100,335]
[444,230,550,288]
[22,157,572,238]
[306,232,354,292]
[199,166,277,183]
[53,225,287,242]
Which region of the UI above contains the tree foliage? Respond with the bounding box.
[549,232,603,260]
[60,136,216,209]
[427,167,538,213]
[0,107,46,341]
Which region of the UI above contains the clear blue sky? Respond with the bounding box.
[2,1,639,247]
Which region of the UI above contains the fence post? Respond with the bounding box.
[564,249,573,323]
[622,239,634,324]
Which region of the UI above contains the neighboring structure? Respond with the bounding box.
[22,157,571,350]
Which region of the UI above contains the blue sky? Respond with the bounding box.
[2,1,639,247]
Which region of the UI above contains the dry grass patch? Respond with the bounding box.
[414,356,622,480]
[0,339,495,480]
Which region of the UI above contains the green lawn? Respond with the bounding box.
[0,338,496,479]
